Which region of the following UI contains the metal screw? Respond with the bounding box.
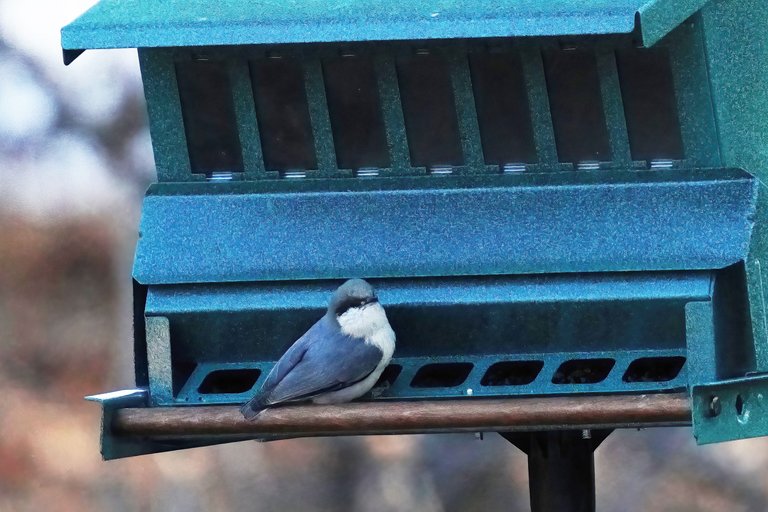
[708,395,721,417]
[466,388,474,396]
[581,429,591,440]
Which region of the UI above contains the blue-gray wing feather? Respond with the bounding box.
[258,315,383,405]
[257,322,318,395]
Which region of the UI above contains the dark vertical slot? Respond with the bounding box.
[168,321,197,396]
[396,53,463,168]
[616,48,684,161]
[175,61,243,173]
[543,49,610,163]
[713,262,756,378]
[172,361,197,396]
[323,56,390,170]
[469,52,536,164]
[250,58,317,171]
[132,280,149,387]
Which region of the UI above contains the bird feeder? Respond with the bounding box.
[63,1,768,510]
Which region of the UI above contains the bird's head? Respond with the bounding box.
[328,279,386,337]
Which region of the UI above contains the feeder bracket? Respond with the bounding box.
[691,372,768,444]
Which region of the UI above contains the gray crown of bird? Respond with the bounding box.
[240,278,396,420]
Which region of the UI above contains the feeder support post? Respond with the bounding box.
[502,430,611,512]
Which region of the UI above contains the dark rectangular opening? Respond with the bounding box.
[175,60,244,174]
[372,364,403,394]
[622,356,685,383]
[323,56,390,170]
[250,58,317,171]
[616,48,684,161]
[198,368,261,394]
[469,52,536,165]
[552,358,615,384]
[396,53,463,168]
[543,49,610,163]
[410,362,473,388]
[481,360,544,386]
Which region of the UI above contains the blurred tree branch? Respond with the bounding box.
[0,31,150,185]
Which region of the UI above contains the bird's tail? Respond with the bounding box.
[240,394,268,421]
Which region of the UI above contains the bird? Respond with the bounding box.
[240,278,396,420]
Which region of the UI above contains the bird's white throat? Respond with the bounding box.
[337,302,395,355]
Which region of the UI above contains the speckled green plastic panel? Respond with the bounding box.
[133,169,757,285]
[61,0,709,58]
[701,0,768,373]
[143,271,712,405]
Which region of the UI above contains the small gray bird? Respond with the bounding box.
[240,279,396,420]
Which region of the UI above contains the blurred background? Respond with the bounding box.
[1,1,767,511]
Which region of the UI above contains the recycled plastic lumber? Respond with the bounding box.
[112,393,691,438]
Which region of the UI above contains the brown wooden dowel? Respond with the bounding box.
[112,393,691,438]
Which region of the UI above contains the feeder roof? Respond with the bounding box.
[62,0,709,62]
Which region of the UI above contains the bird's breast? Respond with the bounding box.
[365,324,396,363]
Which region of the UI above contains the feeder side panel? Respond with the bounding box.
[702,0,768,371]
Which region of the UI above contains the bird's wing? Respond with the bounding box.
[255,320,321,398]
[264,319,384,405]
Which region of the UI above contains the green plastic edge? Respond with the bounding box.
[62,0,709,57]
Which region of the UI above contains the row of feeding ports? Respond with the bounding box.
[174,45,686,178]
[193,356,687,396]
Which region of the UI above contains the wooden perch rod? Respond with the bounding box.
[112,393,691,438]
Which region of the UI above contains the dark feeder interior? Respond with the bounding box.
[169,42,687,179]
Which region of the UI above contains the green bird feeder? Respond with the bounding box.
[63,1,768,510]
